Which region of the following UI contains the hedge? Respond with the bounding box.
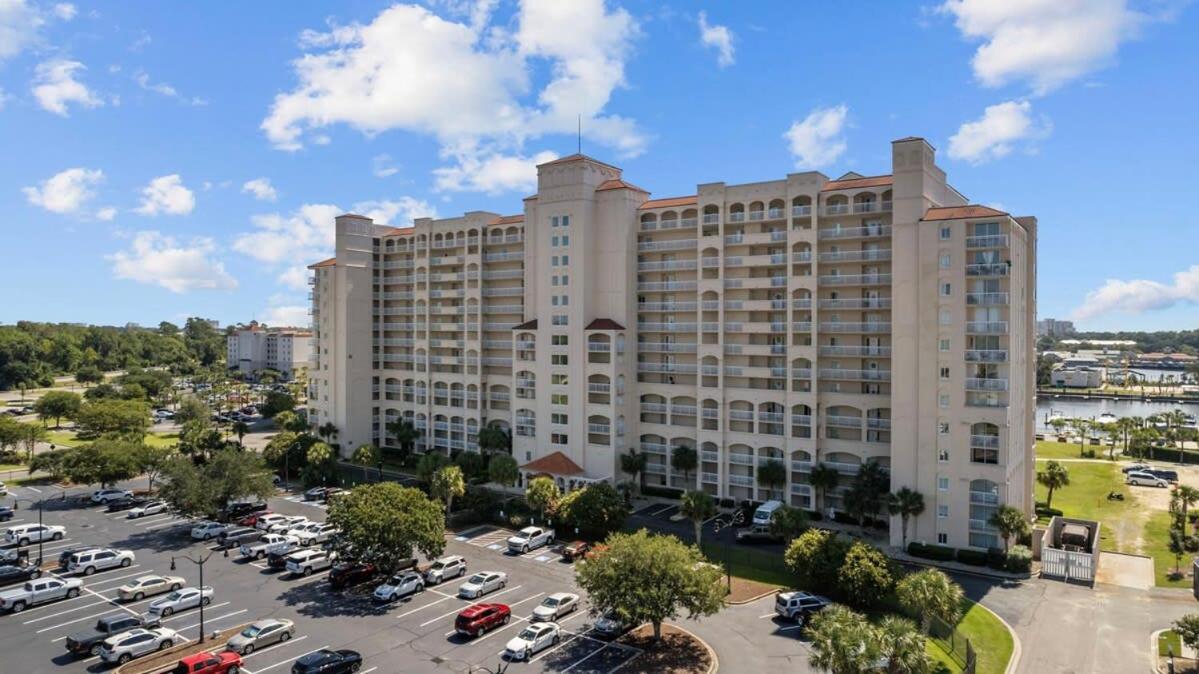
[641,485,684,500]
[1035,506,1064,518]
[908,542,955,561]
[955,549,989,566]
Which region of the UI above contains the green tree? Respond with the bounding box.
[75,365,104,388]
[877,615,932,674]
[619,449,647,493]
[17,422,48,462]
[809,463,840,512]
[477,425,511,454]
[1036,461,1070,509]
[60,440,142,488]
[135,443,176,493]
[895,569,964,634]
[231,420,250,448]
[757,459,787,501]
[575,529,724,641]
[989,505,1030,553]
[34,390,82,428]
[158,448,276,518]
[74,399,151,441]
[556,482,630,538]
[670,445,697,485]
[1068,418,1091,457]
[784,529,851,590]
[351,443,379,482]
[487,453,520,488]
[887,487,926,549]
[273,410,310,434]
[325,482,446,575]
[259,391,296,419]
[386,419,419,460]
[525,476,560,522]
[30,447,69,481]
[317,422,339,443]
[416,452,451,484]
[302,441,336,488]
[0,417,22,455]
[173,396,211,426]
[430,465,466,525]
[453,451,486,481]
[178,419,224,461]
[1176,485,1199,528]
[1170,528,1187,577]
[837,541,893,608]
[1173,614,1199,652]
[680,490,716,546]
[806,605,881,674]
[769,505,810,544]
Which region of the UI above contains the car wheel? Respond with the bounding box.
[502,615,510,625]
[475,628,484,638]
[521,545,529,554]
[202,596,212,606]
[84,566,95,576]
[18,538,28,546]
[163,607,174,617]
[119,653,132,664]
[134,592,145,601]
[228,667,240,674]
[11,601,26,613]
[243,644,254,655]
[90,644,102,656]
[170,583,181,591]
[66,588,80,599]
[161,639,173,650]
[52,532,63,541]
[256,551,265,560]
[30,570,40,580]
[204,533,212,540]
[280,631,290,642]
[553,635,560,645]
[350,664,361,673]
[121,558,132,568]
[303,567,313,577]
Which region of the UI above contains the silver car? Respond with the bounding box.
[99,627,179,665]
[532,592,579,621]
[458,571,507,599]
[144,586,213,617]
[225,618,295,655]
[117,575,185,602]
[127,500,168,518]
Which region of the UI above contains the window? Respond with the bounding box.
[939,309,951,325]
[971,447,999,464]
[562,275,569,286]
[940,366,950,379]
[937,532,948,545]
[938,476,949,491]
[552,296,558,306]
[939,338,950,352]
[939,393,949,408]
[940,254,951,269]
[552,276,559,286]
[939,448,950,462]
[938,422,949,434]
[551,216,559,227]
[940,282,951,296]
[562,215,569,227]
[551,413,568,425]
[552,315,568,326]
[940,226,951,240]
[551,335,568,346]
[551,374,568,385]
[562,235,569,246]
[562,255,569,265]
[552,236,559,246]
[552,354,568,365]
[937,505,949,518]
[551,393,568,405]
[552,256,559,266]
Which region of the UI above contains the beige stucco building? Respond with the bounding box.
[307,137,1036,551]
[226,321,312,381]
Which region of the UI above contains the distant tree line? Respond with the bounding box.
[1041,329,1199,355]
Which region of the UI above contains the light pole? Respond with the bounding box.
[712,509,745,593]
[171,552,214,643]
[11,496,45,567]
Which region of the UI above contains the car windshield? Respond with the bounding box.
[467,574,486,583]
[518,628,538,640]
[543,598,559,607]
[164,591,181,601]
[432,561,446,570]
[241,625,262,638]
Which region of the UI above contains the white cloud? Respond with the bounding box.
[263,1,644,192]
[947,100,1050,164]
[241,177,278,202]
[95,206,116,221]
[261,304,310,328]
[0,86,6,109]
[232,203,342,266]
[938,0,1171,95]
[1072,266,1199,321]
[276,266,311,291]
[31,59,103,115]
[135,174,195,216]
[108,231,237,293]
[52,3,74,20]
[433,149,558,195]
[353,197,438,226]
[0,0,45,62]
[372,154,399,178]
[783,104,848,169]
[22,167,103,214]
[134,71,207,106]
[698,11,734,68]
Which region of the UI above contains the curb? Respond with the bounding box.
[973,600,1022,674]
[724,587,779,606]
[1150,629,1165,674]
[615,622,719,674]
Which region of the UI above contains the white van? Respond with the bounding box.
[752,500,785,527]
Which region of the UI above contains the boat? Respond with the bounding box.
[1097,412,1118,424]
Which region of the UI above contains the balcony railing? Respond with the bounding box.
[965,349,1008,363]
[588,423,610,435]
[966,378,1009,391]
[825,415,861,428]
[638,301,698,312]
[819,249,892,263]
[483,251,523,262]
[825,461,862,474]
[966,321,1008,334]
[637,362,697,374]
[819,273,892,286]
[792,205,812,217]
[638,239,697,252]
[588,341,612,352]
[792,414,813,426]
[971,434,1000,449]
[969,490,1000,505]
[818,298,891,309]
[482,287,524,297]
[638,260,698,271]
[966,235,1009,249]
[638,281,698,292]
[819,345,891,357]
[966,292,1009,306]
[640,403,667,414]
[637,342,695,353]
[867,418,891,430]
[588,382,611,394]
[818,225,892,239]
[966,263,1008,277]
[820,321,892,333]
[729,212,746,222]
[819,368,892,381]
[728,454,754,466]
[638,322,698,332]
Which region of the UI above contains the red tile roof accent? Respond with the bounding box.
[820,175,893,192]
[638,195,698,210]
[381,227,415,236]
[537,153,621,171]
[513,319,538,330]
[922,205,1009,221]
[488,214,526,225]
[596,178,648,193]
[585,318,625,330]
[308,257,336,269]
[521,451,585,476]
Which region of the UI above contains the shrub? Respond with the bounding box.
[641,485,684,500]
[907,542,954,562]
[1035,506,1063,518]
[955,549,989,566]
[1185,535,1199,553]
[805,509,823,522]
[718,497,736,510]
[1005,545,1033,573]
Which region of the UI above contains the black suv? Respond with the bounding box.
[65,614,158,657]
[0,562,41,588]
[291,649,362,674]
[217,526,262,550]
[221,501,268,523]
[329,562,377,591]
[106,496,148,513]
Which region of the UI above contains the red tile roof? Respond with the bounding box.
[538,153,621,171]
[488,214,525,225]
[585,318,625,330]
[308,257,336,269]
[513,319,538,330]
[521,451,585,476]
[596,178,648,193]
[922,205,1008,221]
[820,175,893,192]
[638,195,698,210]
[381,227,415,236]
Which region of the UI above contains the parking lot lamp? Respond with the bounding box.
[11,497,44,567]
[712,509,745,593]
[171,551,214,643]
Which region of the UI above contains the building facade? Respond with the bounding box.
[1036,318,1075,338]
[226,322,313,380]
[307,137,1036,551]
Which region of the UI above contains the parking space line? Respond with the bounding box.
[80,568,148,587]
[128,513,175,525]
[140,517,191,530]
[163,601,231,624]
[247,643,329,674]
[240,634,309,661]
[36,595,162,632]
[20,590,123,623]
[418,585,523,627]
[282,570,331,585]
[444,593,545,639]
[560,641,616,673]
[64,572,142,619]
[175,608,248,636]
[392,594,455,619]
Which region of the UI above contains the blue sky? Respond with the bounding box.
[1,0,1196,331]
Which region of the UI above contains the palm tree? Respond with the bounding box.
[680,490,716,546]
[887,487,925,549]
[1115,416,1138,456]
[895,568,964,634]
[619,449,647,494]
[1047,416,1069,440]
[477,425,511,454]
[1166,408,1191,464]
[876,616,931,674]
[989,505,1030,553]
[1068,418,1091,456]
[1175,485,1199,527]
[351,443,379,482]
[232,420,250,448]
[386,419,419,461]
[757,459,787,501]
[1036,461,1070,509]
[317,422,339,444]
[430,465,466,526]
[670,445,698,486]
[806,605,880,674]
[809,463,840,513]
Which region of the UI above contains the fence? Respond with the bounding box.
[698,541,793,587]
[928,615,977,674]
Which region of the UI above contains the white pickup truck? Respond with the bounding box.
[0,577,83,613]
[239,533,299,560]
[507,526,555,554]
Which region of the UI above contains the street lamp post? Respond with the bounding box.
[171,552,214,643]
[712,510,745,593]
[11,497,45,567]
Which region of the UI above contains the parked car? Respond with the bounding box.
[0,576,83,612]
[286,549,336,577]
[225,618,295,655]
[1121,463,1151,474]
[128,500,168,518]
[1149,469,1180,483]
[217,527,262,549]
[458,571,507,599]
[290,522,339,547]
[58,545,102,570]
[236,511,273,528]
[106,496,148,513]
[560,541,590,561]
[373,571,424,602]
[329,562,377,591]
[255,513,294,531]
[423,555,467,584]
[736,525,783,544]
[171,651,243,674]
[267,515,310,534]
[240,534,300,560]
[192,521,230,541]
[221,500,268,523]
[291,649,362,674]
[5,523,66,546]
[0,505,13,522]
[532,592,579,622]
[455,603,511,638]
[0,481,6,496]
[0,562,41,587]
[507,526,554,554]
[592,610,629,639]
[1126,471,1169,488]
[504,622,560,661]
[67,547,135,575]
[99,627,180,665]
[91,488,133,504]
[145,586,213,618]
[66,614,158,657]
[774,591,831,622]
[266,549,293,571]
[117,574,185,601]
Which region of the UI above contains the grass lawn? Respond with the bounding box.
[45,429,80,447]
[1145,510,1191,588]
[957,600,1014,674]
[143,432,179,449]
[43,429,179,450]
[1159,629,1182,657]
[1035,440,1118,461]
[1034,459,1135,551]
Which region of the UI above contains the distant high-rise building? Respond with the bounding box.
[1036,318,1075,338]
[226,321,312,381]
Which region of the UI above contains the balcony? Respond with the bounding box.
[483,251,523,263]
[792,368,812,379]
[588,341,612,352]
[637,362,697,374]
[969,490,1000,505]
[483,287,524,297]
[966,263,1009,277]
[638,322,698,332]
[867,418,891,430]
[728,212,746,223]
[966,321,1008,334]
[588,423,611,435]
[638,239,696,252]
[818,298,891,310]
[818,225,892,240]
[481,357,512,367]
[825,461,861,474]
[966,378,1009,391]
[728,454,754,466]
[966,292,1009,306]
[482,269,523,280]
[758,412,784,423]
[818,273,892,286]
[819,345,891,357]
[640,402,667,415]
[638,281,697,292]
[642,441,668,454]
[792,321,813,332]
[638,259,698,272]
[971,434,1000,449]
[702,472,720,485]
[483,339,512,349]
[825,415,861,428]
[484,304,523,314]
[728,474,755,487]
[588,382,611,394]
[792,205,812,217]
[791,414,813,426]
[819,321,891,333]
[644,463,667,475]
[819,368,891,381]
[818,249,892,263]
[638,301,698,312]
[965,349,1008,363]
[966,235,1009,249]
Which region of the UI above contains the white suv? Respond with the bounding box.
[190,521,229,541]
[423,555,467,584]
[99,627,179,665]
[68,548,135,576]
[285,549,336,577]
[91,489,132,504]
[4,524,66,546]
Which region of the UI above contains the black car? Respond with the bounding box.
[106,497,148,513]
[292,649,362,674]
[1149,469,1180,483]
[735,525,783,545]
[58,545,102,570]
[329,562,377,591]
[266,550,292,571]
[65,614,156,657]
[221,501,268,523]
[0,563,41,587]
[0,506,13,522]
[217,526,262,549]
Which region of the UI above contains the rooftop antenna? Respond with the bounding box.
[577,114,582,154]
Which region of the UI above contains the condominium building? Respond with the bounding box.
[307,137,1036,551]
[226,321,313,381]
[1036,318,1075,338]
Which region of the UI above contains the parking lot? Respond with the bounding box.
[0,481,649,674]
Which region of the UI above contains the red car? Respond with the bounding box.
[455,603,511,638]
[237,511,273,527]
[172,651,243,674]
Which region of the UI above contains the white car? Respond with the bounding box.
[267,515,309,534]
[5,524,66,546]
[0,481,7,496]
[144,586,213,617]
[128,500,168,518]
[505,622,560,661]
[285,549,336,577]
[67,548,135,576]
[423,555,467,584]
[117,575,186,602]
[99,627,180,665]
[91,489,133,504]
[240,533,299,560]
[532,592,579,622]
[373,572,424,602]
[1126,471,1169,487]
[507,526,554,554]
[458,571,507,599]
[290,522,338,547]
[255,513,293,531]
[190,521,229,541]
